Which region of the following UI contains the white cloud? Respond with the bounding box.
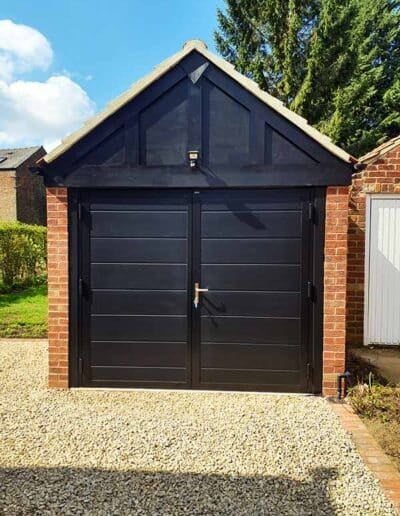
[0,20,95,150]
[0,20,53,82]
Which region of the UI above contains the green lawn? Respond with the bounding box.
[0,285,48,338]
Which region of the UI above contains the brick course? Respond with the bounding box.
[47,187,69,388]
[323,187,349,396]
[347,147,400,347]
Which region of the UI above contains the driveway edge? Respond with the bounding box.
[330,400,400,514]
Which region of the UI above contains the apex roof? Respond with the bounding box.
[0,146,44,170]
[42,39,354,165]
[359,135,400,165]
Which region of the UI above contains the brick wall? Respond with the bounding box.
[323,187,349,396]
[347,148,400,347]
[0,171,17,220]
[47,188,69,388]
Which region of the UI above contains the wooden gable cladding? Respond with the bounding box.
[41,50,352,187]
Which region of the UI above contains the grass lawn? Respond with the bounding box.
[0,284,48,338]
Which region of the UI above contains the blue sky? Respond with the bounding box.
[0,0,224,149]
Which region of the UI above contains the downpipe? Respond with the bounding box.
[337,371,352,400]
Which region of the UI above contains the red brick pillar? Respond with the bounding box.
[47,187,69,388]
[323,187,349,396]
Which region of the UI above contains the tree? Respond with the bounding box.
[215,0,400,156]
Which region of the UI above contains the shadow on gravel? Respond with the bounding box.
[0,466,337,514]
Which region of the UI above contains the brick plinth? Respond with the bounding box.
[47,187,69,388]
[323,187,349,396]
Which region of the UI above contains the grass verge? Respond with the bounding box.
[0,284,47,338]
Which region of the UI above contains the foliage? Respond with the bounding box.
[0,222,47,288]
[348,383,400,423]
[215,0,400,156]
[0,284,48,338]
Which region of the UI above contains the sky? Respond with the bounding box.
[0,0,224,150]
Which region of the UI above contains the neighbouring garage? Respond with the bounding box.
[38,40,354,394]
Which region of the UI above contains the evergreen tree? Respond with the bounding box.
[215,0,400,156]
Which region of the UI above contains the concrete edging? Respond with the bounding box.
[330,401,400,514]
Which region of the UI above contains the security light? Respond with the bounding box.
[188,150,199,169]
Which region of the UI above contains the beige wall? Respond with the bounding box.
[15,156,46,225]
[0,171,17,221]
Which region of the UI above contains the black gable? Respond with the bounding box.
[40,48,353,188]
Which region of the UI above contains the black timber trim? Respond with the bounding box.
[44,164,352,188]
[202,64,345,166]
[39,50,354,186]
[43,64,188,176]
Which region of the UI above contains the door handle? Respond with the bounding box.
[194,282,209,308]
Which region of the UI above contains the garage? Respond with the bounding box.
[38,40,354,394]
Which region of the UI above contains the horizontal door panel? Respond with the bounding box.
[91,366,187,383]
[91,264,187,289]
[202,212,301,238]
[202,239,301,264]
[200,190,307,210]
[90,341,186,367]
[92,291,187,315]
[200,368,301,387]
[201,317,300,345]
[201,343,300,371]
[202,265,300,291]
[91,238,187,263]
[91,212,187,237]
[91,315,187,341]
[90,197,189,211]
[201,292,300,318]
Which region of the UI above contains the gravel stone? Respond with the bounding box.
[0,340,396,515]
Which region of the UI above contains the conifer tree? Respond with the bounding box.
[215,0,400,155]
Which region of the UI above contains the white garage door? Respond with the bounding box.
[366,196,400,345]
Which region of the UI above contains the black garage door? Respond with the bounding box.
[78,189,314,392]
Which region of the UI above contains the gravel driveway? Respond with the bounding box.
[0,341,395,515]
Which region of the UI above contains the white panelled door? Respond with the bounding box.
[366,196,400,345]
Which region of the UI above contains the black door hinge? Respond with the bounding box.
[79,278,84,297]
[307,281,315,302]
[306,363,313,382]
[308,202,315,223]
[79,356,84,377]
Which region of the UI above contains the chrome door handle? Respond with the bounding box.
[194,282,209,308]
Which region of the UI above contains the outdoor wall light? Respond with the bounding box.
[188,150,199,169]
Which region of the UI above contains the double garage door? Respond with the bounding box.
[78,189,316,392]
